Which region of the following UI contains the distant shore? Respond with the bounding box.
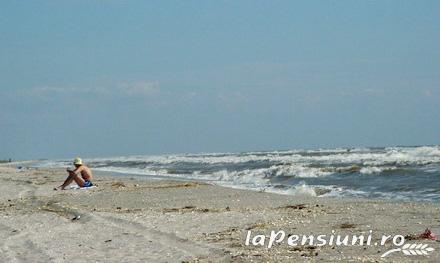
[0,164,439,262]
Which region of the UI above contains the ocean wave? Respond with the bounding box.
[267,182,318,197]
[359,166,397,175]
[93,166,170,177]
[84,146,440,168]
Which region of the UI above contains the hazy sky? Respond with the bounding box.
[1,1,439,159]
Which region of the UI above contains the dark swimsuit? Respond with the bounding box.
[83,180,93,187]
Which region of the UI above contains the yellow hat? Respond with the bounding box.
[73,157,83,165]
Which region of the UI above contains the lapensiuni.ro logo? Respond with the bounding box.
[245,230,435,257]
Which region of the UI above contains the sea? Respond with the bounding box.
[33,145,440,203]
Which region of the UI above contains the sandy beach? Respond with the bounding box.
[0,164,439,262]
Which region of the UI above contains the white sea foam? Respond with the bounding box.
[320,186,370,198]
[209,169,269,186]
[359,166,396,175]
[275,183,317,197]
[269,164,333,178]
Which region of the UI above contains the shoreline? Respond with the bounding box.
[69,167,440,206]
[0,165,439,262]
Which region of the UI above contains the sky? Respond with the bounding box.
[1,0,439,160]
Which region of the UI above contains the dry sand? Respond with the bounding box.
[0,164,439,262]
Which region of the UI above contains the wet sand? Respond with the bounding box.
[0,164,439,262]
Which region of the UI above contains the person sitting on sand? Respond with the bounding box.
[56,157,93,190]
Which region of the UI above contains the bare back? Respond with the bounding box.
[74,165,93,181]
